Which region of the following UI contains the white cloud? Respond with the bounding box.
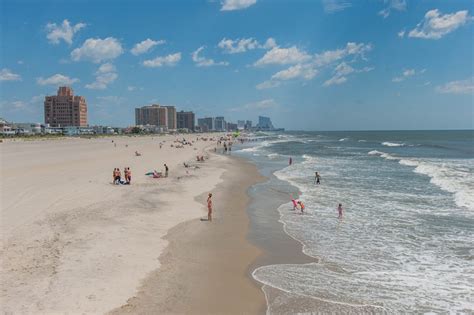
[323,62,373,87]
[272,64,318,81]
[221,0,256,11]
[378,0,406,18]
[392,68,424,82]
[436,77,474,94]
[256,80,281,90]
[46,19,86,45]
[218,37,276,54]
[263,38,277,49]
[131,38,165,56]
[230,99,278,111]
[323,62,353,86]
[398,29,406,37]
[218,38,258,54]
[71,37,123,63]
[0,100,25,112]
[408,9,472,40]
[0,68,21,81]
[323,76,347,86]
[85,63,118,90]
[322,0,352,13]
[314,42,372,66]
[192,46,229,67]
[0,95,45,115]
[37,74,79,86]
[254,41,373,89]
[143,53,182,67]
[254,46,311,66]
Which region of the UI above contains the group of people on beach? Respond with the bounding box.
[216,137,233,154]
[145,163,169,178]
[113,167,131,185]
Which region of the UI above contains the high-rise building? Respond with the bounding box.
[177,111,195,131]
[44,86,87,127]
[135,105,160,126]
[197,117,214,131]
[135,104,176,129]
[214,116,226,131]
[237,120,245,130]
[257,116,274,130]
[226,122,237,131]
[245,120,252,130]
[164,105,177,130]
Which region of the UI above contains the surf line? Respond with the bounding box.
[252,267,386,311]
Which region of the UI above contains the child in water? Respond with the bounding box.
[298,201,305,214]
[291,198,298,210]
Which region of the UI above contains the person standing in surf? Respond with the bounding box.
[338,203,343,218]
[314,172,321,184]
[289,157,292,165]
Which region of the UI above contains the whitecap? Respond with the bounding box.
[382,142,405,147]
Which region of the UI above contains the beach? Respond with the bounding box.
[0,135,266,314]
[111,155,266,314]
[2,130,471,314]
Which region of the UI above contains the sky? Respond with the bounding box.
[0,0,473,130]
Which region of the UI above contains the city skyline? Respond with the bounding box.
[0,0,473,130]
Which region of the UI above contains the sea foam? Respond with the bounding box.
[382,141,405,147]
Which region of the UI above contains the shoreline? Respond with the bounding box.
[111,152,268,314]
[2,136,318,314]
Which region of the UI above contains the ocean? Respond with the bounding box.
[236,130,474,314]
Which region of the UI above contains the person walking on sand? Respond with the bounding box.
[338,203,343,218]
[314,172,321,185]
[164,164,169,177]
[207,193,213,222]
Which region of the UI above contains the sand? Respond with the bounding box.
[110,155,266,314]
[0,135,266,313]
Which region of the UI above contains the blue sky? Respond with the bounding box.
[0,0,473,130]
